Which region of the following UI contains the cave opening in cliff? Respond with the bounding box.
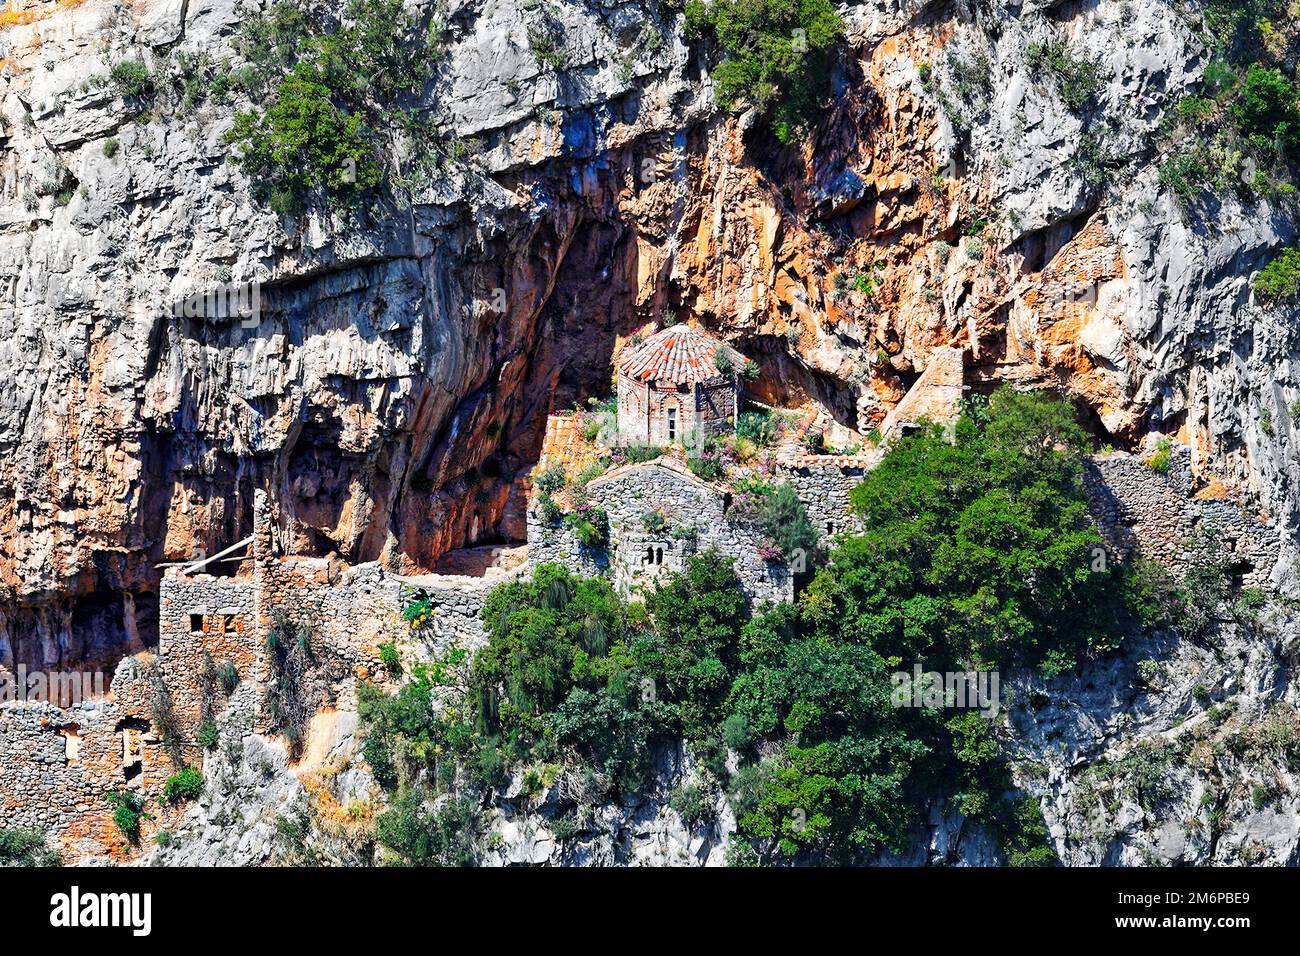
[1070,396,1126,450]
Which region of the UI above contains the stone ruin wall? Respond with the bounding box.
[777,461,869,541]
[1086,440,1283,590]
[528,462,795,604]
[6,438,1291,859]
[0,491,502,857]
[0,654,188,859]
[526,510,611,579]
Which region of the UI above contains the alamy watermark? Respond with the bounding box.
[0,666,109,707]
[890,664,1000,718]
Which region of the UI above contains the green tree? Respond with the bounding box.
[1232,64,1300,159]
[1255,246,1300,301]
[685,0,845,141]
[225,62,380,213]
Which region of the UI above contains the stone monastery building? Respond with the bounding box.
[1,330,1284,858]
[615,323,746,445]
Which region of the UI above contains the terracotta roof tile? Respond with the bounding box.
[617,323,741,386]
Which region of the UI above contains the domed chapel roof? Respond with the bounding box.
[616,323,746,386]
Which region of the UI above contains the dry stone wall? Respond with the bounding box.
[529,461,793,603]
[1086,440,1282,589]
[778,461,868,542]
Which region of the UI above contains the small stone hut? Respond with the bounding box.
[615,323,746,445]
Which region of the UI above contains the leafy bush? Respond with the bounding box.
[102,137,119,158]
[528,21,568,73]
[642,510,671,536]
[614,443,666,464]
[537,491,563,525]
[379,641,402,676]
[224,0,442,212]
[108,791,149,843]
[375,789,480,866]
[1025,38,1103,111]
[109,60,153,100]
[403,597,434,629]
[1147,437,1172,473]
[727,479,818,563]
[670,781,716,827]
[197,721,219,750]
[1158,149,1212,204]
[1254,246,1300,301]
[684,0,845,142]
[686,441,728,481]
[736,410,779,446]
[225,62,380,214]
[998,795,1057,867]
[1232,64,1300,160]
[840,386,1145,672]
[564,504,609,548]
[0,828,61,866]
[535,466,566,494]
[162,767,205,804]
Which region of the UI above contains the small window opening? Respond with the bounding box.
[189,614,204,633]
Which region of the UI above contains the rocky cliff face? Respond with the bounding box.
[2,0,1298,830]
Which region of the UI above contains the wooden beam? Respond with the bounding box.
[171,535,255,574]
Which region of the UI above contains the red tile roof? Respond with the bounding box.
[617,323,742,385]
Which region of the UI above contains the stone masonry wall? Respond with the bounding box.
[0,653,192,861]
[529,460,792,603]
[396,572,520,655]
[1086,440,1282,589]
[778,462,868,543]
[157,571,259,740]
[1,483,512,858]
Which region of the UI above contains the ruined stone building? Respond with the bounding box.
[527,458,796,602]
[615,323,746,445]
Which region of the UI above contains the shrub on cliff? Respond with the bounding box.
[108,791,150,843]
[225,0,444,213]
[684,0,844,142]
[1254,245,1300,301]
[1232,64,1300,160]
[162,767,205,804]
[1025,38,1103,112]
[0,828,61,867]
[225,62,381,214]
[109,59,154,101]
[375,789,480,866]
